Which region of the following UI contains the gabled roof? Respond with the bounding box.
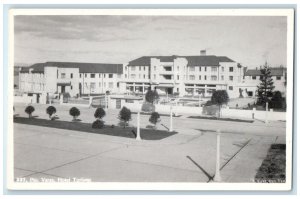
[21,62,123,74]
[244,67,287,76]
[128,55,235,67]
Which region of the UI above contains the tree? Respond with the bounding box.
[118,106,132,128]
[25,105,35,118]
[211,90,229,118]
[145,87,159,104]
[149,112,160,128]
[94,108,106,120]
[46,106,56,120]
[69,107,80,120]
[257,62,275,106]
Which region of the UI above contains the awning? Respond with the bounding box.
[157,84,174,88]
[57,82,71,86]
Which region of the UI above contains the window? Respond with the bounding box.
[211,75,217,81]
[109,74,113,78]
[139,74,141,79]
[104,82,106,87]
[143,74,146,79]
[199,75,201,80]
[144,66,146,71]
[61,73,66,79]
[130,74,136,78]
[125,74,127,78]
[229,67,234,72]
[85,74,87,78]
[109,82,113,88]
[71,86,73,90]
[222,67,224,72]
[177,66,179,71]
[252,76,256,80]
[229,76,234,81]
[199,66,201,71]
[229,86,233,90]
[154,74,156,79]
[221,75,224,81]
[139,66,141,71]
[70,73,73,78]
[99,74,101,78]
[90,83,96,91]
[103,74,106,78]
[125,66,127,71]
[90,74,95,78]
[205,67,207,72]
[154,66,156,71]
[131,66,136,71]
[177,75,180,80]
[189,67,195,72]
[189,75,195,80]
[80,74,82,78]
[204,75,207,80]
[276,76,281,80]
[211,67,217,72]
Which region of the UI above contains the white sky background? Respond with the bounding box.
[14,15,287,68]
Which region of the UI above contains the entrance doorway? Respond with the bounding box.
[61,86,66,93]
[166,88,173,95]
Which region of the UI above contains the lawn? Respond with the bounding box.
[14,117,177,140]
[255,144,286,183]
[187,116,254,123]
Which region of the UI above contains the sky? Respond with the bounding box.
[14,15,287,68]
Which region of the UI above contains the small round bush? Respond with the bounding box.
[25,105,35,118]
[149,112,160,126]
[69,107,80,120]
[141,103,155,113]
[92,120,104,129]
[94,108,106,120]
[46,106,56,119]
[118,106,132,128]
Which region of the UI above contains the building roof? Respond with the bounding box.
[20,62,123,74]
[244,67,287,76]
[127,55,235,66]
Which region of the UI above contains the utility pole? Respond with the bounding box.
[214,129,222,182]
[136,111,141,140]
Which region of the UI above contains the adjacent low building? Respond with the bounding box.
[241,67,287,97]
[19,61,123,101]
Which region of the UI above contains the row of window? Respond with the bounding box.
[251,76,282,80]
[59,73,118,79]
[85,82,114,89]
[188,75,233,81]
[127,66,235,72]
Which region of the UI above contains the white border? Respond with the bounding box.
[7,8,294,191]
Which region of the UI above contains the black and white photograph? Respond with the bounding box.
[8,9,294,190]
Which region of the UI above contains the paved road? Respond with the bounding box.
[12,103,286,184]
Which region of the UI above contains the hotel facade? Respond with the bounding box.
[17,53,287,102]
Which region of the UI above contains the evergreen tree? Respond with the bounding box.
[257,62,275,106]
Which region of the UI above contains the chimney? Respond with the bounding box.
[200,50,206,56]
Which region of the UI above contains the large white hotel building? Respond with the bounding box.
[17,51,286,101]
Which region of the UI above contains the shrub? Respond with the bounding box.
[94,108,106,120]
[149,112,160,127]
[145,88,159,104]
[25,105,35,118]
[69,107,80,120]
[92,120,104,129]
[141,103,155,113]
[270,91,284,109]
[63,92,71,103]
[46,106,56,119]
[211,90,229,117]
[118,106,132,128]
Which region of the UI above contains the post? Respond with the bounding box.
[252,107,256,119]
[214,129,222,182]
[89,96,93,107]
[136,111,141,140]
[265,102,269,124]
[170,106,173,132]
[59,94,63,104]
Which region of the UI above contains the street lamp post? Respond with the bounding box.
[136,111,141,140]
[214,129,222,182]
